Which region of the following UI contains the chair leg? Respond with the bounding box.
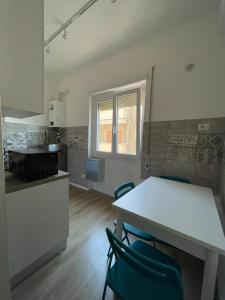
[124,230,130,246]
[107,245,112,258]
[102,281,108,300]
[107,228,117,258]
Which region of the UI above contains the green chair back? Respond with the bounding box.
[160,176,191,184]
[106,228,183,298]
[114,182,135,200]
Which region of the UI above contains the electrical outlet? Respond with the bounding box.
[144,163,150,170]
[198,123,210,131]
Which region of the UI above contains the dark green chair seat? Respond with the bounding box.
[160,176,191,184]
[107,260,182,300]
[113,220,156,242]
[125,223,156,241]
[102,228,183,300]
[130,240,181,274]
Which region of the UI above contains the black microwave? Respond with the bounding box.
[8,149,58,181]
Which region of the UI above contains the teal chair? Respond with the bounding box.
[107,182,157,258]
[102,228,184,300]
[160,176,191,184]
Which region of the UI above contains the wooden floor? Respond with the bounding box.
[12,186,204,300]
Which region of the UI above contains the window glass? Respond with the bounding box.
[116,92,137,155]
[97,100,113,152]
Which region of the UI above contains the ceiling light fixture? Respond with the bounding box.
[44,0,117,53]
[62,29,67,40]
[46,43,50,54]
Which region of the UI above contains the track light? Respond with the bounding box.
[46,44,50,54]
[44,0,117,53]
[62,29,67,40]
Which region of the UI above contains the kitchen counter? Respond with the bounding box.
[5,170,70,194]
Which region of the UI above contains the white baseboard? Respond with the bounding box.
[69,181,89,191]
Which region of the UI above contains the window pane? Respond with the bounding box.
[97,101,113,152]
[117,92,137,155]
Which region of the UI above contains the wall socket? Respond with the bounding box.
[198,123,210,131]
[144,163,150,170]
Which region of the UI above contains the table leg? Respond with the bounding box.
[201,250,219,300]
[116,215,122,241]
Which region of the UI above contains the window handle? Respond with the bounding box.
[112,126,116,134]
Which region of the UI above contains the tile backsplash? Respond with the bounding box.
[2,122,47,150]
[2,120,59,151]
[61,126,88,188]
[1,120,88,187]
[141,117,225,194]
[2,117,225,193]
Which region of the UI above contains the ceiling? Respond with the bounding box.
[44,0,219,78]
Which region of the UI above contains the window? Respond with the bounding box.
[97,100,113,153]
[91,83,145,159]
[117,92,137,155]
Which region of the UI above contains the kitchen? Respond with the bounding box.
[1,0,225,300]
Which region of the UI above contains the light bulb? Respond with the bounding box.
[46,46,50,54]
[62,30,67,40]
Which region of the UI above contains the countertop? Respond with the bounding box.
[5,171,70,194]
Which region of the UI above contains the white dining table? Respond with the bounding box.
[113,176,225,300]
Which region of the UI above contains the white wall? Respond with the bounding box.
[92,159,142,196]
[58,11,225,127]
[5,77,57,126]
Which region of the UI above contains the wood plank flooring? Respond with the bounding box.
[12,186,204,300]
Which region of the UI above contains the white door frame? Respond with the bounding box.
[0,107,11,299]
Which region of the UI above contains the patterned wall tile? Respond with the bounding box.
[165,160,195,176]
[141,117,225,194]
[196,163,221,179]
[61,126,89,187]
[209,135,224,148]
[198,134,224,148]
[2,120,49,150]
[168,134,198,146]
[166,145,196,162]
[197,148,223,165]
[185,134,199,146]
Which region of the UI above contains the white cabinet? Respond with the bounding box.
[6,177,69,285]
[0,0,44,118]
[49,100,66,127]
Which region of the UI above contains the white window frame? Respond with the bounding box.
[91,88,141,160]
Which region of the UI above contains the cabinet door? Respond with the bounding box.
[0,0,44,117]
[6,178,69,278]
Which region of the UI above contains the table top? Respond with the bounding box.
[113,177,225,255]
